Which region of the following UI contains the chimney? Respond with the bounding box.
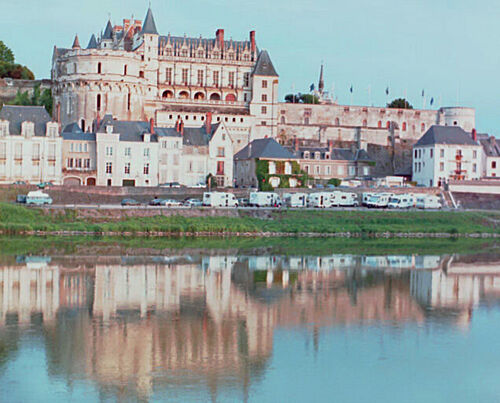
[180,120,184,136]
[206,112,212,134]
[149,117,155,134]
[56,102,61,124]
[250,31,256,53]
[96,112,100,131]
[216,29,224,49]
[175,118,180,132]
[472,128,477,142]
[328,140,333,154]
[294,137,299,152]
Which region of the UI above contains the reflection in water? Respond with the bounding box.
[0,252,499,401]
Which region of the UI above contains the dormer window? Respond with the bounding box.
[181,49,188,57]
[0,121,8,136]
[315,152,321,160]
[304,151,310,159]
[165,48,173,56]
[47,123,58,138]
[197,50,204,58]
[325,153,330,160]
[106,125,113,134]
[21,122,35,138]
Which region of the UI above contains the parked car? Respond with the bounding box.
[16,195,27,203]
[26,191,52,205]
[13,181,26,185]
[315,184,324,189]
[37,182,54,189]
[121,198,140,206]
[149,198,164,206]
[190,183,206,188]
[183,198,203,207]
[160,182,181,188]
[161,199,182,207]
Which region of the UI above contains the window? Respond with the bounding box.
[166,67,172,84]
[228,72,235,88]
[414,149,418,159]
[197,70,204,86]
[213,71,219,87]
[67,158,73,168]
[84,159,90,168]
[421,123,426,132]
[75,158,82,168]
[144,148,150,158]
[217,161,224,175]
[362,119,367,127]
[261,121,267,126]
[335,118,340,126]
[268,162,276,174]
[105,146,113,156]
[440,149,445,158]
[473,163,477,173]
[326,166,331,175]
[281,116,286,124]
[105,162,112,174]
[386,121,390,129]
[197,50,204,58]
[262,80,268,88]
[123,65,127,75]
[493,161,497,169]
[182,69,188,84]
[473,150,477,159]
[304,117,310,125]
[402,122,407,131]
[440,162,444,171]
[124,162,130,174]
[217,147,225,157]
[315,165,320,174]
[261,106,267,114]
[144,163,150,175]
[124,147,131,157]
[378,121,382,128]
[181,49,188,57]
[430,149,433,158]
[262,94,268,102]
[127,93,131,111]
[139,71,144,78]
[97,63,102,74]
[243,73,250,87]
[84,143,88,152]
[96,94,101,111]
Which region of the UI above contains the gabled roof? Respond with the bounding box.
[142,8,158,35]
[235,138,295,160]
[97,115,158,142]
[253,50,278,77]
[63,122,83,133]
[0,105,52,136]
[479,135,500,157]
[415,125,478,147]
[87,34,98,49]
[102,20,114,40]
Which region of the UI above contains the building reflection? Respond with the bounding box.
[0,252,499,399]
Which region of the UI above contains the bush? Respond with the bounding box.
[327,178,341,187]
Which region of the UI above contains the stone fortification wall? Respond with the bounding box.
[0,79,52,104]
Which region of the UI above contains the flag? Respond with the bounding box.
[430,97,434,106]
[421,89,425,97]
[350,85,353,93]
[385,87,389,96]
[310,83,315,92]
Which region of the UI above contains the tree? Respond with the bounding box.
[285,93,301,103]
[387,98,413,109]
[9,84,52,114]
[0,41,14,63]
[300,94,320,104]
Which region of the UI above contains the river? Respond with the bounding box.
[0,240,499,402]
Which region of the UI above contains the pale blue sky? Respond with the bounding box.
[1,0,499,134]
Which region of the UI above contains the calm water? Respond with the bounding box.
[0,248,500,402]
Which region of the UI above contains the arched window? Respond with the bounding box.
[335,118,340,126]
[378,121,382,128]
[421,123,426,132]
[97,63,102,74]
[402,122,407,131]
[210,93,221,101]
[162,90,174,99]
[96,94,101,111]
[362,119,367,127]
[139,71,144,78]
[225,94,236,102]
[194,92,205,100]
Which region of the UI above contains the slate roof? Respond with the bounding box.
[478,134,500,157]
[87,34,98,49]
[287,145,373,162]
[142,8,158,35]
[158,35,252,54]
[62,132,96,141]
[234,138,296,160]
[0,105,51,136]
[102,20,114,40]
[253,50,278,77]
[97,115,158,142]
[415,125,478,147]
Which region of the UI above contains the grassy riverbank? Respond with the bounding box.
[0,203,498,236]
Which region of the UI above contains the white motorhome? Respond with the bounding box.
[416,195,442,209]
[331,192,359,207]
[308,192,333,208]
[203,192,239,207]
[366,193,393,208]
[362,193,376,206]
[388,194,415,209]
[249,192,282,207]
[25,191,53,206]
[282,193,307,208]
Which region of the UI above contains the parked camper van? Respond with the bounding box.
[416,195,442,209]
[366,193,392,208]
[388,194,415,209]
[249,192,282,207]
[202,192,238,207]
[282,193,307,208]
[331,192,359,207]
[308,192,333,208]
[362,193,375,206]
[25,191,52,206]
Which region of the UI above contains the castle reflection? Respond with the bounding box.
[0,252,499,399]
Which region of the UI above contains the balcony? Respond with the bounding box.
[156,97,247,108]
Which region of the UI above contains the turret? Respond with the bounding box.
[318,64,324,95]
[72,35,81,49]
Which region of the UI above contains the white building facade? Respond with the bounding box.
[0,106,62,185]
[412,126,482,187]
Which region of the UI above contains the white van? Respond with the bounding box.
[282,193,307,208]
[331,192,359,207]
[416,195,442,209]
[308,192,332,208]
[203,192,238,207]
[366,193,392,208]
[388,194,415,209]
[362,192,375,206]
[249,192,282,207]
[26,190,53,206]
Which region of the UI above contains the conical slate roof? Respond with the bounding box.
[253,50,278,77]
[142,8,158,35]
[72,35,80,49]
[102,20,113,40]
[87,34,98,49]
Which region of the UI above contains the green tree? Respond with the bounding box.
[387,98,413,109]
[285,93,301,103]
[300,94,320,104]
[9,84,52,114]
[0,40,14,63]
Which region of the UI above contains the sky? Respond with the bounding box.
[1,0,499,135]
